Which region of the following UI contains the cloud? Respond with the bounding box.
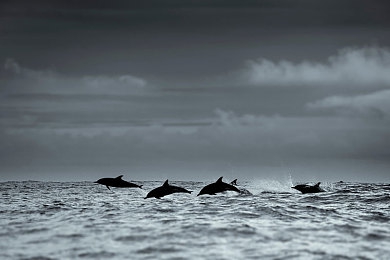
[2,58,147,95]
[307,89,390,118]
[1,108,390,181]
[2,108,388,167]
[4,58,22,74]
[243,46,390,87]
[0,59,150,129]
[2,51,390,181]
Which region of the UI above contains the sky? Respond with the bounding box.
[1,0,390,182]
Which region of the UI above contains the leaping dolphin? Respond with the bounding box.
[144,180,192,199]
[230,178,252,195]
[94,175,143,190]
[292,182,325,194]
[197,177,240,196]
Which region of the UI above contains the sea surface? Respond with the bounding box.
[1,180,389,259]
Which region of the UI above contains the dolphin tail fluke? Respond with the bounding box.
[139,185,143,189]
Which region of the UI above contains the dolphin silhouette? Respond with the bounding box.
[144,180,192,199]
[292,182,325,194]
[197,177,240,196]
[229,178,252,195]
[94,175,143,190]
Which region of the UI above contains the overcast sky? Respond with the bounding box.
[1,0,390,182]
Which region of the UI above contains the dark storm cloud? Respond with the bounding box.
[2,0,390,79]
[3,0,389,38]
[3,0,390,25]
[1,1,390,181]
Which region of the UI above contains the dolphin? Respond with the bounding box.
[144,180,192,199]
[230,178,252,195]
[197,177,240,196]
[95,175,143,190]
[230,179,238,186]
[292,182,325,194]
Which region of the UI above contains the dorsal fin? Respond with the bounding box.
[163,180,169,187]
[314,182,321,187]
[116,175,123,179]
[216,177,223,183]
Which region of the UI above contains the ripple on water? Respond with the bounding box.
[78,251,116,258]
[20,257,57,260]
[114,234,150,242]
[136,245,182,254]
[364,232,387,241]
[55,233,84,239]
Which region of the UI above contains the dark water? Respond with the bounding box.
[1,180,389,259]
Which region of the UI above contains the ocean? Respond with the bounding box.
[1,180,389,259]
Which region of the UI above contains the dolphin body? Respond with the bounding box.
[292,182,325,194]
[197,177,240,196]
[230,178,252,195]
[95,175,142,190]
[145,180,192,199]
